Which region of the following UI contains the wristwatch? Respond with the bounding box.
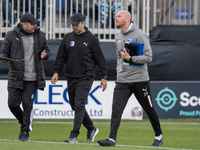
[129,57,132,62]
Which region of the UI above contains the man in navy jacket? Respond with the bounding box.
[0,13,50,142]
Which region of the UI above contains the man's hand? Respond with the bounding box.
[51,73,58,84]
[41,50,46,59]
[100,79,107,91]
[121,48,131,61]
[0,60,7,64]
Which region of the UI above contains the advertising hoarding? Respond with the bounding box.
[144,81,200,119]
[0,80,142,120]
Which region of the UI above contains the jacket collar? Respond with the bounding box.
[121,21,139,35]
[14,23,40,34]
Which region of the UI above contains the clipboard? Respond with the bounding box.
[124,42,144,66]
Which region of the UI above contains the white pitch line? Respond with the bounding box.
[0,139,195,150]
[0,121,199,125]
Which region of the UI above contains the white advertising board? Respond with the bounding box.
[0,80,143,120]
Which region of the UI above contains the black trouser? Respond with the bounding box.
[67,77,94,137]
[109,81,162,141]
[8,81,37,133]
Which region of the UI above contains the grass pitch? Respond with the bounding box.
[0,118,200,150]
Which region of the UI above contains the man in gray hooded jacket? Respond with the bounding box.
[98,10,163,147]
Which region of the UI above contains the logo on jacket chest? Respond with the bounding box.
[70,41,75,46]
[83,42,88,47]
[70,41,89,47]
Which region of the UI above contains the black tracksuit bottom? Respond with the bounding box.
[109,81,162,141]
[8,81,37,133]
[67,77,95,137]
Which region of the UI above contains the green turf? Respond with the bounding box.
[0,119,200,150]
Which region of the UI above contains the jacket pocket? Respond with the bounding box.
[8,71,22,81]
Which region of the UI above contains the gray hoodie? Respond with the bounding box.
[115,22,152,83]
[20,33,37,81]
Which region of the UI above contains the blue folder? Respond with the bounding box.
[124,42,144,66]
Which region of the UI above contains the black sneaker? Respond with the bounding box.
[65,135,78,143]
[19,132,22,140]
[19,126,23,140]
[97,138,115,147]
[152,138,163,146]
[85,127,99,142]
[21,132,30,142]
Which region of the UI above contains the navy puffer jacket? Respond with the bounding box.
[0,23,50,90]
